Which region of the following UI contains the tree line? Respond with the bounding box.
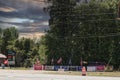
[44,0,120,69]
[0,27,46,67]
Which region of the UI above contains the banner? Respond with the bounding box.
[34,65,44,70]
[87,66,96,72]
[77,66,82,71]
[53,66,82,71]
[69,66,77,71]
[96,66,105,71]
[54,66,60,71]
[45,66,54,70]
[62,66,69,71]
[9,61,15,65]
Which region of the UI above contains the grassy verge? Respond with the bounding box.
[0,67,30,70]
[87,72,120,77]
[42,71,120,77]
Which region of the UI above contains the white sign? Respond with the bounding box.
[87,66,96,72]
[9,61,15,65]
[45,66,54,70]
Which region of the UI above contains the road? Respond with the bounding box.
[0,70,119,80]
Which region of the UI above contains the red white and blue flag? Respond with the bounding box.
[57,57,62,64]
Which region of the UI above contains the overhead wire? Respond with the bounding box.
[38,0,120,38]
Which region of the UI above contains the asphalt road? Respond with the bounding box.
[0,70,119,80]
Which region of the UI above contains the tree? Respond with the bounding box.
[9,27,19,40]
[45,0,77,65]
[74,0,120,68]
[38,36,47,64]
[45,0,120,68]
[1,27,19,54]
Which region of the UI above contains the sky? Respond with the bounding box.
[0,0,50,39]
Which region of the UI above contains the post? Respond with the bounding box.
[82,66,86,76]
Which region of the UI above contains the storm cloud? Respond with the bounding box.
[0,0,49,38]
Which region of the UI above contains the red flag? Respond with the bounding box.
[57,57,62,64]
[4,59,9,65]
[80,57,82,66]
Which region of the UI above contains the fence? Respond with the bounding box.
[33,65,108,71]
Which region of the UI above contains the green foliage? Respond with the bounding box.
[0,27,43,67]
[45,0,77,65]
[45,0,120,69]
[0,27,19,54]
[74,0,120,69]
[38,36,47,64]
[14,38,37,67]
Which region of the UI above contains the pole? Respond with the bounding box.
[106,57,112,69]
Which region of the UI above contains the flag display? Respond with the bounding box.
[57,57,62,64]
[68,58,72,65]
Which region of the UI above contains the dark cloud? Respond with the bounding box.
[0,0,49,37]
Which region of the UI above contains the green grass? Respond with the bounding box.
[42,71,120,77]
[0,67,30,70]
[87,72,120,77]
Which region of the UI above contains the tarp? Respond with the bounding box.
[96,66,105,71]
[0,54,7,58]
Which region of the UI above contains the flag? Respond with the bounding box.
[68,58,72,65]
[57,57,62,64]
[4,59,9,65]
[51,58,54,65]
[80,57,82,66]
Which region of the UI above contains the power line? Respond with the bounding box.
[49,28,118,40]
[50,19,117,25]
[49,33,120,39]
[51,13,116,16]
[47,1,119,39]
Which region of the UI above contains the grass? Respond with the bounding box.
[0,67,30,70]
[42,71,120,77]
[87,72,120,77]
